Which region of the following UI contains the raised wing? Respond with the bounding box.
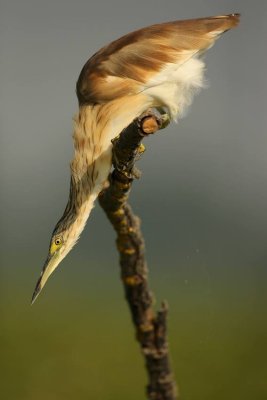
[76,14,240,105]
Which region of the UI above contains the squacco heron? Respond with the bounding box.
[32,14,240,303]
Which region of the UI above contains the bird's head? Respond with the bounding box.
[31,229,70,304]
[31,192,90,304]
[45,231,70,276]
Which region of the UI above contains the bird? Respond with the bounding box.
[31,13,240,304]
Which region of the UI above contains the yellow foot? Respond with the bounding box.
[155,108,171,130]
[160,113,171,130]
[138,143,146,154]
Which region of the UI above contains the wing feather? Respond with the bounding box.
[76,14,240,105]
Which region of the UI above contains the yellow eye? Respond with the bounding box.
[55,238,62,246]
[50,236,63,254]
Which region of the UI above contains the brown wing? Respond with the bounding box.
[76,14,240,105]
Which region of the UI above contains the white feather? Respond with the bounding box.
[143,56,206,119]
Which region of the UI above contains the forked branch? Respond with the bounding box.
[98,109,178,400]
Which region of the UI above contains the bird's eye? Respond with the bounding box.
[50,236,63,255]
[55,237,62,246]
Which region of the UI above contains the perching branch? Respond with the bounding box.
[98,109,178,400]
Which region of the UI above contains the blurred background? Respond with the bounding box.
[1,0,266,399]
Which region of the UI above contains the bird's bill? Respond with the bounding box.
[31,253,60,304]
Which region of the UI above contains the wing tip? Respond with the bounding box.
[216,13,240,27]
[226,13,240,24]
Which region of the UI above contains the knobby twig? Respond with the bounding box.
[98,109,178,400]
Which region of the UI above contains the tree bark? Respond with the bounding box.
[98,109,178,400]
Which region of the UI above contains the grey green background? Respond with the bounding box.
[1,0,266,399]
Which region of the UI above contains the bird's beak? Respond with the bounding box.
[31,252,59,305]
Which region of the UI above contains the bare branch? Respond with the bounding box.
[98,109,178,400]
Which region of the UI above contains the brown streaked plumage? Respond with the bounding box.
[77,14,239,104]
[32,14,240,303]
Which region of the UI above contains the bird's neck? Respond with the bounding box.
[59,107,112,242]
[71,94,151,198]
[60,95,151,242]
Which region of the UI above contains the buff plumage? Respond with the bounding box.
[32,14,240,303]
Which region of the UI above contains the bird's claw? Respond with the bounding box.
[159,113,171,129]
[155,107,171,130]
